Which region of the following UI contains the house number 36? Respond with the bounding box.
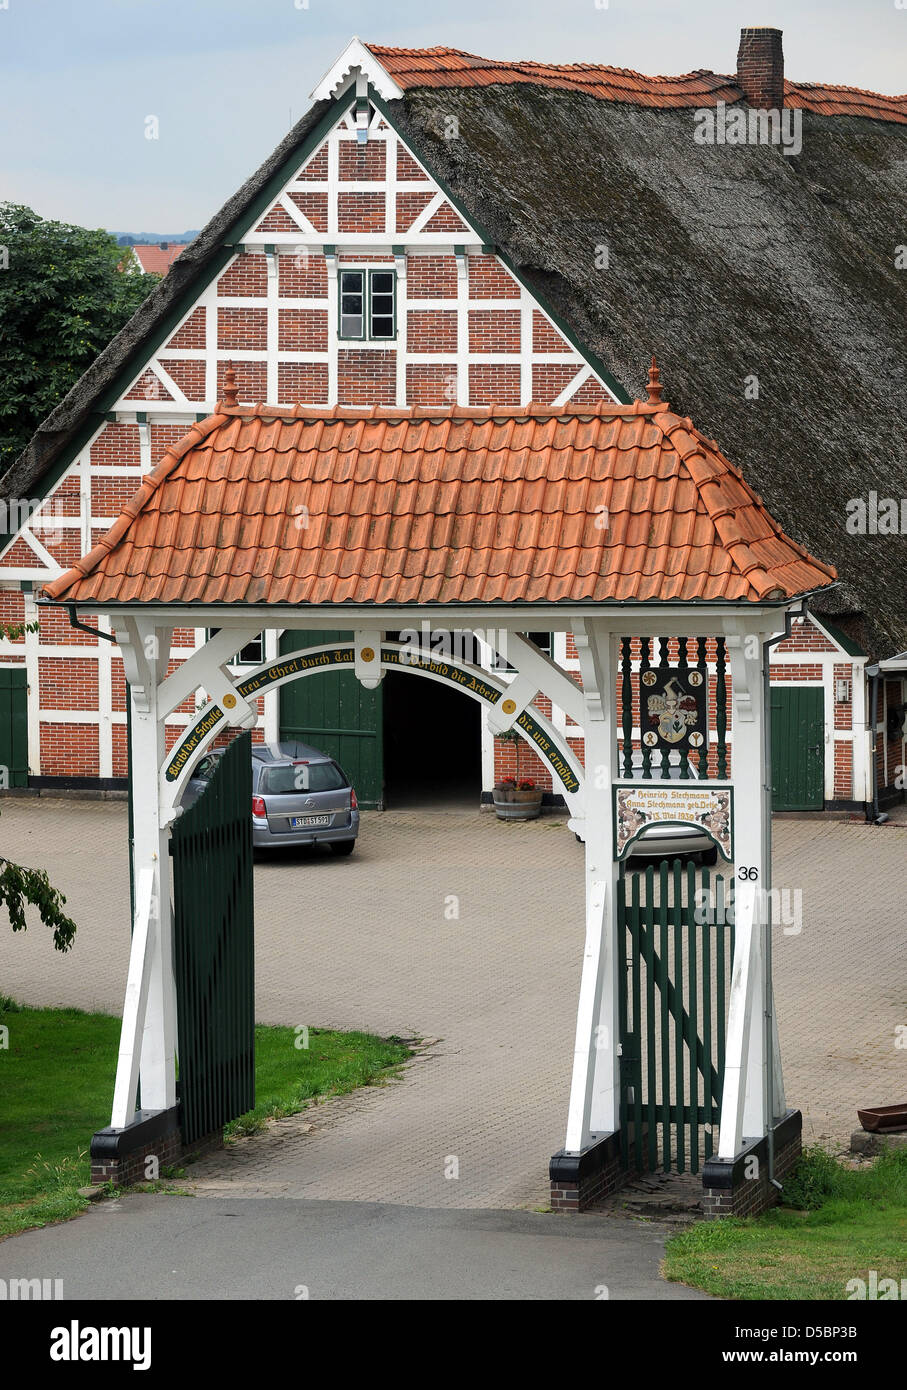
[738,866,759,881]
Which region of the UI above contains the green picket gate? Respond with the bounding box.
[617,859,735,1174]
[171,731,254,1144]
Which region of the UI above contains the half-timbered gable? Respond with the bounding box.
[0,81,618,783]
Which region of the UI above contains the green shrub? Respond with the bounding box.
[782,1145,847,1210]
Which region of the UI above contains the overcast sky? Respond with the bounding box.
[2,0,904,230]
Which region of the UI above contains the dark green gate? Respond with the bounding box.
[0,667,28,787]
[278,629,383,808]
[771,685,824,810]
[618,860,735,1174]
[171,731,254,1143]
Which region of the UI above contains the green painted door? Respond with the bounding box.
[0,667,28,787]
[278,630,383,808]
[770,686,824,810]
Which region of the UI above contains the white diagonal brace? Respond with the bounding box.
[503,632,585,727]
[156,627,261,718]
[110,867,156,1128]
[114,618,168,714]
[486,671,539,734]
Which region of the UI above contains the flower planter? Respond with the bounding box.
[492,785,544,821]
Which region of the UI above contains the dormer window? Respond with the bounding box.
[339,268,396,340]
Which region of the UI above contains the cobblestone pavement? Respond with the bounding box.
[0,797,903,1209]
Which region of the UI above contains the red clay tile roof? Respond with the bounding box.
[366,43,907,124]
[42,400,836,610]
[130,244,186,275]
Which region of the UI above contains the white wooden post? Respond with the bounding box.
[564,618,620,1150]
[115,618,178,1118]
[723,620,772,1145]
[717,880,757,1158]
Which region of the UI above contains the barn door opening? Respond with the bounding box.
[381,664,481,808]
[278,630,384,809]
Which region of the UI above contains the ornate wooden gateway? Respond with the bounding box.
[44,368,837,1212]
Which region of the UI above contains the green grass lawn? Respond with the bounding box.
[664,1146,907,1299]
[0,996,412,1241]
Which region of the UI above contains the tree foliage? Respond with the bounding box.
[0,859,76,952]
[0,203,160,469]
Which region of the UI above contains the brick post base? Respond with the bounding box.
[550,1130,643,1211]
[90,1107,222,1186]
[701,1109,802,1219]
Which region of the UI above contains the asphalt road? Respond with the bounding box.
[0,1194,707,1301]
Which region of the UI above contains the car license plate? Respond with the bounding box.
[290,814,331,829]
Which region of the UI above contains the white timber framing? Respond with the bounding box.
[105,99,618,419]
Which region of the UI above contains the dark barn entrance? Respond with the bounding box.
[382,664,481,808]
[279,629,482,808]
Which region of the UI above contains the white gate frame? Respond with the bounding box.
[45,598,792,1166]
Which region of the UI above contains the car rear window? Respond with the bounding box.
[258,761,347,794]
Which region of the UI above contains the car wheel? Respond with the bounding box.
[700,845,718,866]
[329,840,355,856]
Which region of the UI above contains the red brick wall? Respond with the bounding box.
[278,310,328,352]
[337,192,384,233]
[469,365,520,405]
[339,141,386,180]
[217,257,266,297]
[406,310,457,353]
[288,190,328,232]
[468,255,520,298]
[406,364,457,406]
[278,363,329,404]
[39,723,99,777]
[164,308,206,351]
[338,350,396,405]
[408,256,457,298]
[469,310,521,354]
[278,253,327,297]
[218,307,267,351]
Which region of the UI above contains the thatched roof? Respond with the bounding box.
[389,87,907,657]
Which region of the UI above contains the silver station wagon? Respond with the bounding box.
[181,741,359,855]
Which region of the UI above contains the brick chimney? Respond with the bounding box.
[736,27,784,109]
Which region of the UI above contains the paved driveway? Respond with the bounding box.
[0,798,904,1210]
[0,1195,707,1301]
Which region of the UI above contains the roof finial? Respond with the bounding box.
[223,363,238,409]
[646,354,665,406]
